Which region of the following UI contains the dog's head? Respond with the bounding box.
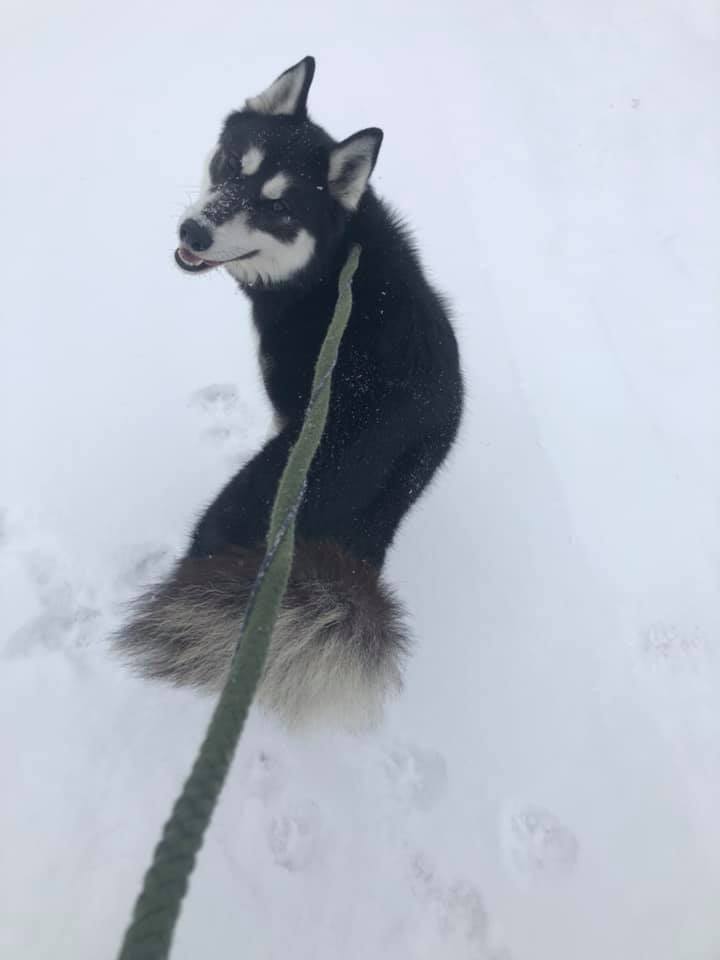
[176,57,382,289]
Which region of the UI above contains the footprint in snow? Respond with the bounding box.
[500,802,579,883]
[5,547,103,658]
[267,799,323,872]
[239,750,326,872]
[189,383,252,457]
[639,620,705,668]
[410,851,489,948]
[381,742,448,813]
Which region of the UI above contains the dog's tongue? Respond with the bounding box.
[176,246,204,266]
[175,246,218,273]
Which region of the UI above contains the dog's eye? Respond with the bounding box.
[271,199,289,215]
[224,153,243,177]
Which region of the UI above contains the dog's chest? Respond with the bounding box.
[256,322,321,420]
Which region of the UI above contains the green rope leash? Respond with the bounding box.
[117,244,361,960]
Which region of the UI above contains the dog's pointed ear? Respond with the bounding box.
[328,128,383,210]
[244,56,316,117]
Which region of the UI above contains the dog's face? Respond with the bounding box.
[176,57,382,289]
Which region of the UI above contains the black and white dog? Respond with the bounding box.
[117,57,463,728]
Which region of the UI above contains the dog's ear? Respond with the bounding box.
[328,128,383,210]
[245,56,316,117]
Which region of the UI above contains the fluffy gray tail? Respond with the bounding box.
[114,541,409,729]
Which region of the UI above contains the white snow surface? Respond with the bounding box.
[2,2,719,958]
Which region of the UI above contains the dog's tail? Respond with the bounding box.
[114,541,409,729]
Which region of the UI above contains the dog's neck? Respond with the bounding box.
[237,236,354,331]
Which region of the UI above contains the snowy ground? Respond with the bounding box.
[2,1,719,957]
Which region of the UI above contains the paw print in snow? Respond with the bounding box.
[6,550,102,657]
[189,383,248,446]
[501,803,579,882]
[382,743,448,812]
[267,799,322,872]
[640,621,704,667]
[410,851,488,947]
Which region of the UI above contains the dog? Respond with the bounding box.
[116,56,463,728]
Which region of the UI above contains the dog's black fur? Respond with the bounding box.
[116,58,463,726]
[191,192,462,567]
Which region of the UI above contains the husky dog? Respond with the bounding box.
[116,57,463,728]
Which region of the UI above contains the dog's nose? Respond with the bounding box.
[179,218,212,252]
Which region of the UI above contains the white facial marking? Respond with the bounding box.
[261,172,290,200]
[241,146,264,175]
[179,152,315,286]
[225,225,316,287]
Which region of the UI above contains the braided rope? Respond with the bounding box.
[117,244,361,960]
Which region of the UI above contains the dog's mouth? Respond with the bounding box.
[174,246,260,273]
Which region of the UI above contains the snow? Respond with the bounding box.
[1,1,719,957]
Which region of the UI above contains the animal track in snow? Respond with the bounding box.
[267,800,323,872]
[410,851,489,948]
[639,621,705,667]
[190,382,241,415]
[500,803,579,882]
[239,738,450,879]
[0,513,179,663]
[189,382,250,450]
[237,748,327,873]
[381,743,448,813]
[4,545,103,658]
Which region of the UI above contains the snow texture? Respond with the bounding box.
[1,1,719,958]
